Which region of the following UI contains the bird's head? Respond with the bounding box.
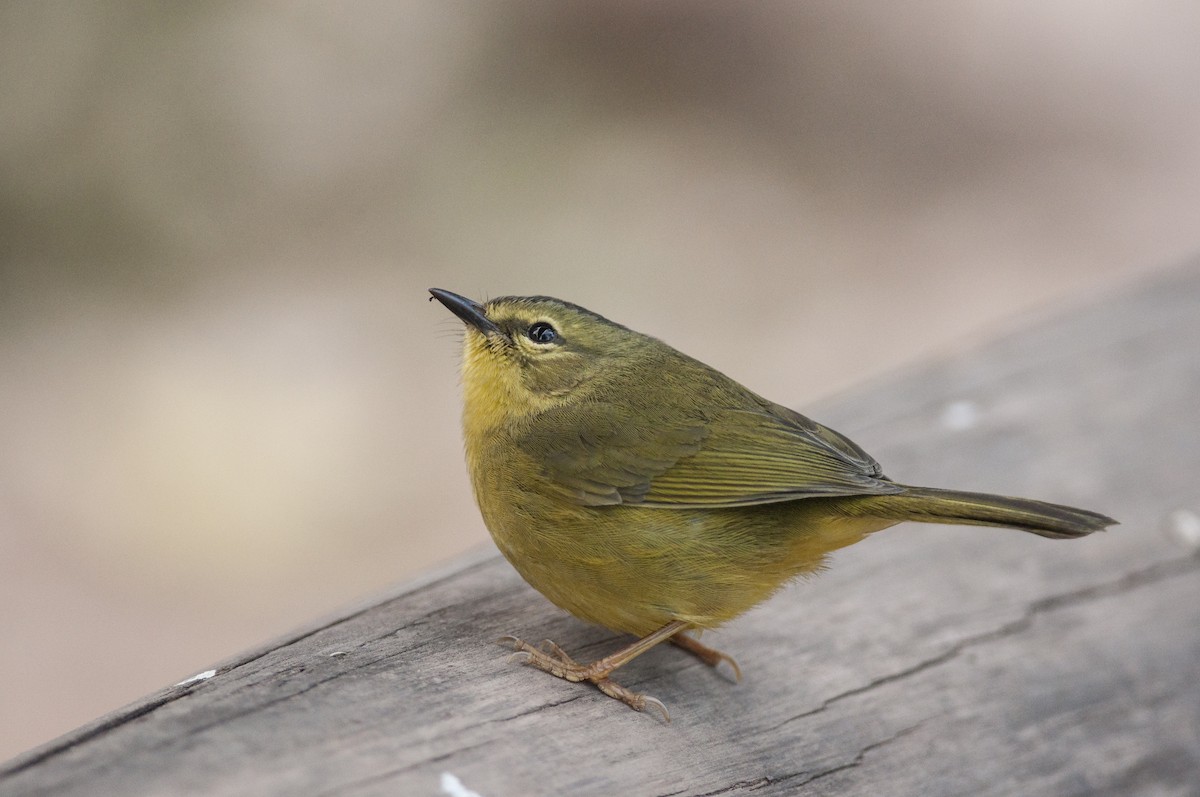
[430,289,647,431]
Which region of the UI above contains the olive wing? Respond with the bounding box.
[519,403,900,508]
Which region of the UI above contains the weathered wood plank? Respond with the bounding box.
[4,261,1200,797]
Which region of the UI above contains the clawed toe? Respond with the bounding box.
[715,654,742,683]
[671,633,742,683]
[641,695,671,723]
[537,639,575,663]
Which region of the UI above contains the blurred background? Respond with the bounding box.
[2,1,1199,762]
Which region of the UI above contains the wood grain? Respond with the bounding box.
[4,262,1200,797]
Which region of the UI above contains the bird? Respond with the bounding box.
[429,288,1115,721]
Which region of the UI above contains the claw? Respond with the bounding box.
[537,639,575,663]
[671,633,742,684]
[641,695,671,724]
[718,656,743,684]
[507,651,532,666]
[496,635,523,649]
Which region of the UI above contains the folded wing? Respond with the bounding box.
[519,400,900,508]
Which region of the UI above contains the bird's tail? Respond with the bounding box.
[841,485,1117,539]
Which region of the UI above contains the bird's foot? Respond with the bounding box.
[671,633,742,682]
[496,634,671,721]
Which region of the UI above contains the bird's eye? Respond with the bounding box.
[527,322,558,344]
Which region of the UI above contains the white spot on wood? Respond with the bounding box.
[175,669,216,687]
[440,772,484,797]
[941,400,979,431]
[1165,509,1200,550]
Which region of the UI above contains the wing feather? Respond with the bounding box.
[519,399,899,508]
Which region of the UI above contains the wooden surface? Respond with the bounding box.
[5,262,1200,797]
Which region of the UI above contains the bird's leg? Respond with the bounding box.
[671,633,742,682]
[498,620,689,721]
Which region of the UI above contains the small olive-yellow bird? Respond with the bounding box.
[430,288,1114,720]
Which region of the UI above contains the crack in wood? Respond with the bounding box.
[491,693,587,723]
[409,694,589,755]
[0,693,180,778]
[767,552,1200,734]
[794,722,927,788]
[687,776,774,796]
[668,722,926,796]
[172,669,360,744]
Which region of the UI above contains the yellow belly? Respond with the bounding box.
[476,480,891,636]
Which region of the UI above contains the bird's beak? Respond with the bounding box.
[429,288,504,337]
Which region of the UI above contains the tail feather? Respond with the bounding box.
[844,485,1117,539]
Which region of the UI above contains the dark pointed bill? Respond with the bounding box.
[429,288,504,337]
